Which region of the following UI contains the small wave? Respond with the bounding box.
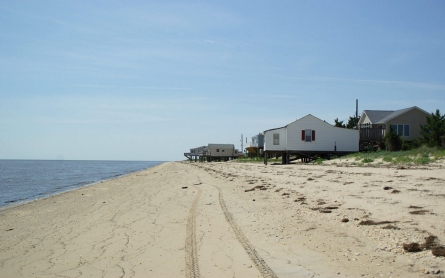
[74,181,94,186]
[4,198,26,204]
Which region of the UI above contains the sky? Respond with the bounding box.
[1,1,445,161]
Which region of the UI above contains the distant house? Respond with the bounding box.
[185,144,241,162]
[245,133,264,157]
[184,146,206,162]
[358,106,429,144]
[205,144,243,160]
[263,114,359,164]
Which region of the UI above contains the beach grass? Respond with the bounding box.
[235,145,445,166]
[235,157,281,163]
[341,145,445,165]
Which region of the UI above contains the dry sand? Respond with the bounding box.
[1,160,444,277]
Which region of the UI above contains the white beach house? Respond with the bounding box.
[263,114,359,164]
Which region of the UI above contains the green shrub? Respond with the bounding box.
[315,158,324,164]
[384,125,402,151]
[420,109,445,147]
[362,157,374,163]
[433,148,445,160]
[395,156,413,164]
[415,155,430,165]
[383,156,393,163]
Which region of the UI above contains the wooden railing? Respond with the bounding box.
[359,127,386,141]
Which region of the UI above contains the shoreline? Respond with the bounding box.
[1,161,444,277]
[0,162,166,212]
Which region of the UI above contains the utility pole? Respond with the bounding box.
[356,99,358,119]
[240,134,243,153]
[356,99,359,129]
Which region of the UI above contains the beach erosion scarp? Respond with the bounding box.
[0,161,444,277]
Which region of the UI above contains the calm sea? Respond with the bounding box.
[0,160,164,208]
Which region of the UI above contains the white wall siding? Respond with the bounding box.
[264,115,359,153]
[335,130,359,152]
[287,115,360,152]
[287,115,359,152]
[264,127,286,151]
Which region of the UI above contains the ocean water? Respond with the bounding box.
[0,160,164,208]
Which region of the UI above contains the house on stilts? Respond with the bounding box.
[245,133,264,158]
[184,144,242,162]
[184,146,207,162]
[263,114,359,164]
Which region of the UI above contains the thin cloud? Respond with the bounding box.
[273,75,445,91]
[248,94,300,99]
[73,84,192,91]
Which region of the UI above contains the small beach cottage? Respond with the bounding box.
[201,144,242,161]
[206,144,235,157]
[263,114,359,164]
[184,146,206,162]
[358,106,429,145]
[185,143,242,162]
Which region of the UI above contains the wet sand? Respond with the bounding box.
[1,161,444,277]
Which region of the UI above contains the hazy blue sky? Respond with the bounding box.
[1,1,444,161]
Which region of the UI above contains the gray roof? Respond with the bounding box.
[377,107,413,124]
[363,106,429,124]
[363,110,394,123]
[190,146,206,150]
[208,144,234,148]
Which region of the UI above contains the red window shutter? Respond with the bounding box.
[312,130,315,141]
[301,130,305,140]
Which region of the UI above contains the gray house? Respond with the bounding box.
[205,144,236,158]
[184,146,206,162]
[185,144,242,162]
[358,106,429,144]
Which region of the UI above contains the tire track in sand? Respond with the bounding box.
[212,184,278,278]
[185,184,202,278]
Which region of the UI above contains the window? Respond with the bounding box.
[301,130,315,142]
[217,149,220,152]
[222,149,225,152]
[305,129,312,142]
[390,124,410,137]
[397,125,403,136]
[273,134,279,145]
[404,125,410,137]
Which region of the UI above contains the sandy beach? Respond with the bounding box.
[1,160,444,277]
